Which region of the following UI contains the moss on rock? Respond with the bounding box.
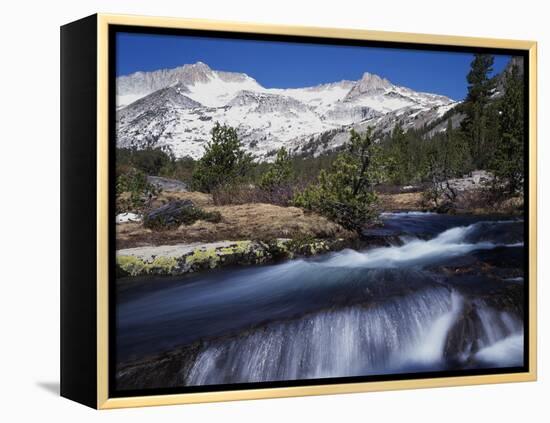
[185,248,220,269]
[117,237,350,278]
[148,256,178,274]
[117,255,147,277]
[116,255,179,276]
[219,240,252,255]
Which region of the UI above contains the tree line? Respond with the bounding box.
[379,54,524,199]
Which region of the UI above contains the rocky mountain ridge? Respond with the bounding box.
[116,61,459,160]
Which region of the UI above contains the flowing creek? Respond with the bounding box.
[116,212,525,389]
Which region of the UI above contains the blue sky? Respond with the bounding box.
[116,32,511,101]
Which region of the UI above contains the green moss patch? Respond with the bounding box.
[117,237,349,278]
[185,248,220,269]
[116,255,178,276]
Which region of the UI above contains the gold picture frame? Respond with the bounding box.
[61,13,537,409]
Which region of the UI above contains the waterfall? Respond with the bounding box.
[184,288,523,385]
[475,334,524,367]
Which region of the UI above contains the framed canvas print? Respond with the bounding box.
[60,14,537,409]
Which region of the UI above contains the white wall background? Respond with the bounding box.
[0,0,546,420]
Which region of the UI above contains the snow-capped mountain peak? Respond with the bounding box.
[116,62,458,161]
[184,72,264,108]
[116,61,263,108]
[176,61,214,83]
[345,72,393,100]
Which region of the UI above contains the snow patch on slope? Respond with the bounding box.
[186,73,265,107]
[116,62,458,161]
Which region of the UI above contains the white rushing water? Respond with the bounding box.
[117,215,525,388]
[321,221,521,269]
[475,334,524,367]
[185,289,523,385]
[406,291,464,364]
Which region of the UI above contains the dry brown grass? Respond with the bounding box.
[378,189,523,215]
[117,195,355,249]
[378,192,424,211]
[453,190,524,215]
[151,191,213,208]
[212,184,294,207]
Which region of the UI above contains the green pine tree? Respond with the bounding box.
[490,64,524,195]
[259,147,293,191]
[461,54,495,167]
[444,119,472,176]
[393,123,410,183]
[192,122,254,193]
[294,128,381,231]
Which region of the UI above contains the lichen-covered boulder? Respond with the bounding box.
[116,238,348,278]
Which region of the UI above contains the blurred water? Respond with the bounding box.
[116,213,525,383]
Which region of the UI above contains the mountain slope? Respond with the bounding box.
[117,84,204,152]
[116,62,458,160]
[116,61,264,109]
